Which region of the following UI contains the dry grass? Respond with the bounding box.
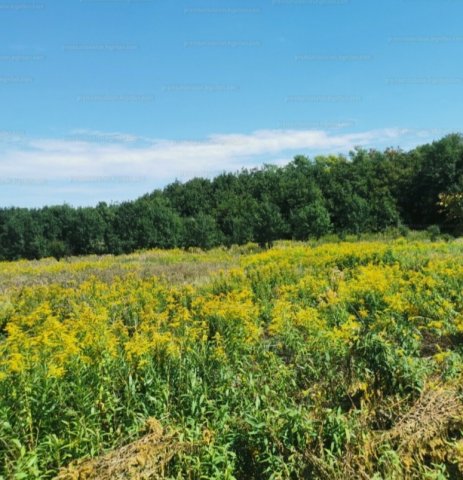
[55,419,183,480]
[0,259,234,293]
[385,385,462,452]
[309,383,463,480]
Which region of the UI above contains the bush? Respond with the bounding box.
[426,225,441,242]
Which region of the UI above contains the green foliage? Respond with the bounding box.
[1,241,463,478]
[439,192,463,235]
[0,134,463,261]
[253,198,287,248]
[183,213,223,249]
[291,201,332,240]
[427,225,441,242]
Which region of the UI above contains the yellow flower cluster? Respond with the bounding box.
[0,239,462,383]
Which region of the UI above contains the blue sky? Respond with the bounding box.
[0,0,462,207]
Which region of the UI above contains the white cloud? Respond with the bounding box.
[68,129,143,143]
[0,127,432,187]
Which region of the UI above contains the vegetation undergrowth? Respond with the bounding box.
[0,238,462,479]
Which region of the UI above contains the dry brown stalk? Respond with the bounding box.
[55,419,183,480]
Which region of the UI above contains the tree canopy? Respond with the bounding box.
[1,134,462,260]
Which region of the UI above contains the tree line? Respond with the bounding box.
[1,133,463,260]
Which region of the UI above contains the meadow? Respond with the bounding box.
[0,238,462,479]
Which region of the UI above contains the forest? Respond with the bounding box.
[1,133,463,260]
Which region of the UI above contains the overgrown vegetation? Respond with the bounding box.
[1,133,463,260]
[1,239,462,478]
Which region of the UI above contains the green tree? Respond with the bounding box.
[405,134,463,227]
[182,213,222,249]
[291,201,332,240]
[253,198,287,248]
[70,207,107,255]
[346,194,371,237]
[438,192,463,235]
[216,193,257,246]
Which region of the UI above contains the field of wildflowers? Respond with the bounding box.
[0,239,462,479]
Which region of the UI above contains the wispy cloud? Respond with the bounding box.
[68,129,143,143]
[0,127,433,184]
[0,127,445,207]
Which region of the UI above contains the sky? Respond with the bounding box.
[0,0,462,207]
